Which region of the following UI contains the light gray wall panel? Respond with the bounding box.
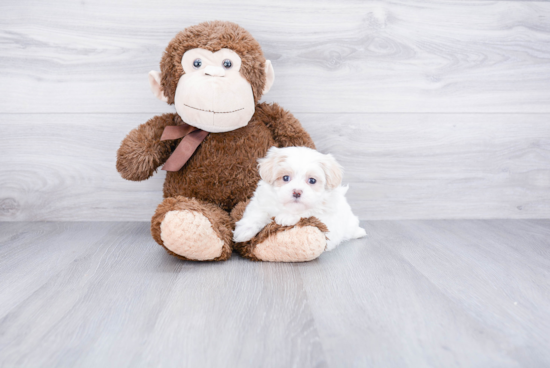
[1,113,548,221]
[0,0,549,113]
[1,0,549,220]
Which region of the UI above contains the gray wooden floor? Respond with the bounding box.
[1,220,549,368]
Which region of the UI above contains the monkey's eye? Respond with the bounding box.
[282,175,290,182]
[308,178,317,184]
[222,59,232,69]
[193,59,202,69]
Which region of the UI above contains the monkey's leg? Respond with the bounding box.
[231,201,327,262]
[152,196,233,261]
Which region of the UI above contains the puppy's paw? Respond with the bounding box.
[233,223,261,243]
[275,214,301,227]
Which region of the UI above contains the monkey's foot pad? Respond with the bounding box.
[255,226,326,262]
[160,210,224,261]
[235,217,328,262]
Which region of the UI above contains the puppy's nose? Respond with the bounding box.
[293,190,302,199]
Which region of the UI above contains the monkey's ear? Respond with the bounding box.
[148,70,168,102]
[262,60,275,94]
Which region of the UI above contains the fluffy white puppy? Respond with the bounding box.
[233,146,366,251]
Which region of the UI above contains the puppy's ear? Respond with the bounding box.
[320,153,343,190]
[258,146,283,184]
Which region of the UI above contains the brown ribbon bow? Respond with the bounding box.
[160,123,209,171]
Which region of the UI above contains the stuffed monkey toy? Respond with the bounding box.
[117,21,328,262]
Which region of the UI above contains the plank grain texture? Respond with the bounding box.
[1,0,549,220]
[1,0,550,113]
[1,220,549,367]
[1,113,549,220]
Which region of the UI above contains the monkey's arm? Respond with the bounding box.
[255,102,316,149]
[116,113,178,181]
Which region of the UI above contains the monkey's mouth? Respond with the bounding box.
[183,104,244,114]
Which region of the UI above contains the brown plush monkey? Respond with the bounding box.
[117,21,327,262]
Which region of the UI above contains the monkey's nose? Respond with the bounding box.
[293,190,302,199]
[204,66,226,77]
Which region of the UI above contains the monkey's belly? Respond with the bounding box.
[162,120,276,211]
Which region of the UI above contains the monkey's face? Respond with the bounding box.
[149,22,275,132]
[149,47,274,133]
[173,48,255,133]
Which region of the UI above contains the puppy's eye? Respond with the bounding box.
[283,175,290,182]
[308,178,317,184]
[193,59,202,69]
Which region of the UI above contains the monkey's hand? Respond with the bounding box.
[116,113,177,181]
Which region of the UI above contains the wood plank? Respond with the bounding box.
[1,113,549,221]
[1,220,549,367]
[0,222,120,319]
[299,219,550,367]
[309,113,550,219]
[1,0,550,113]
[0,222,326,368]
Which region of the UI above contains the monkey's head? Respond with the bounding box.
[148,21,275,133]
